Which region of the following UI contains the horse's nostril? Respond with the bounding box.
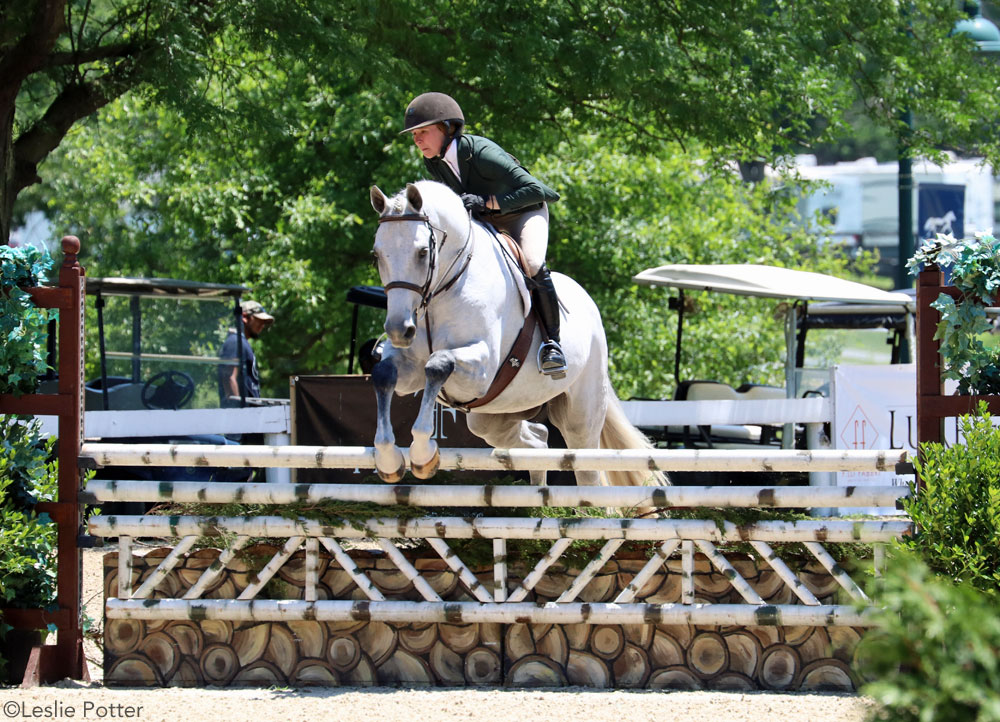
[403,325,416,340]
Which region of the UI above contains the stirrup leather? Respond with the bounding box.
[537,340,567,379]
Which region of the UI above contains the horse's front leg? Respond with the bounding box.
[410,342,491,479]
[409,351,456,479]
[372,355,408,482]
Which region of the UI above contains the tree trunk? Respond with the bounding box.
[760,644,802,690]
[1,102,15,244]
[291,659,340,686]
[428,641,464,684]
[688,632,729,678]
[138,631,179,681]
[264,625,298,677]
[399,624,437,655]
[566,649,610,687]
[200,643,238,684]
[0,0,68,244]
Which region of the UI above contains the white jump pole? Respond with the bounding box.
[104,598,879,627]
[88,515,911,543]
[81,479,909,509]
[80,442,907,473]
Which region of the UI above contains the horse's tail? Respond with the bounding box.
[600,391,670,487]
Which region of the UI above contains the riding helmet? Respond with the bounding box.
[400,92,465,134]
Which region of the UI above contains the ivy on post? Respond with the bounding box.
[909,232,1000,452]
[0,237,89,685]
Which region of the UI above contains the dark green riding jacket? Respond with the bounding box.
[424,134,559,215]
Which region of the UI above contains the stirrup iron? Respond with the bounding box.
[538,340,567,379]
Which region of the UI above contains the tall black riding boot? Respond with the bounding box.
[532,265,568,377]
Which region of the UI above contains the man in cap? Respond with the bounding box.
[217,299,274,407]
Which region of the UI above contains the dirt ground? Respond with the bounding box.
[0,549,878,722]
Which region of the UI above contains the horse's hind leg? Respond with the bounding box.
[372,357,406,482]
[547,384,606,487]
[466,411,550,486]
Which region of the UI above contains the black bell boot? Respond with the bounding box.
[532,266,568,377]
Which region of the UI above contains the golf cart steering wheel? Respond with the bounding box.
[141,370,196,410]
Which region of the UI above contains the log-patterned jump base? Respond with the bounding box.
[103,548,866,690]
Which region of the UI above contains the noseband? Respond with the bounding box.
[376,211,472,314]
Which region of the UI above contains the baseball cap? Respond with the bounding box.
[240,300,274,323]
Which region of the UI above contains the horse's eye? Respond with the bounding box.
[370,251,379,267]
[418,247,429,259]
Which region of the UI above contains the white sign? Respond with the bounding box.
[832,364,968,514]
[832,364,917,515]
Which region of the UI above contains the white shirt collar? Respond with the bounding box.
[443,139,461,182]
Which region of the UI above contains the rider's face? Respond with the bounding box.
[410,124,448,159]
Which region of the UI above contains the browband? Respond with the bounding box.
[377,213,429,224]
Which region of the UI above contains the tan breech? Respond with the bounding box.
[490,203,549,276]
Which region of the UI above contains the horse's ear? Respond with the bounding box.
[370,185,388,215]
[405,183,423,213]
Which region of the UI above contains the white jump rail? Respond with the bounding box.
[81,480,909,509]
[79,442,906,473]
[89,515,910,543]
[104,599,876,627]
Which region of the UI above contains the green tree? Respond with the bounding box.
[9,1,996,395]
[25,92,861,396]
[1,1,346,243]
[538,135,860,398]
[7,1,1000,243]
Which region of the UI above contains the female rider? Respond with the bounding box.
[400,92,566,376]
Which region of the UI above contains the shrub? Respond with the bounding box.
[860,550,1000,722]
[899,403,1000,595]
[0,245,58,678]
[0,416,59,610]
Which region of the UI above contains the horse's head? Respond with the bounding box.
[370,182,467,349]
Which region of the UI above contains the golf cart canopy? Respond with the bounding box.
[632,263,916,394]
[86,276,249,299]
[632,264,913,310]
[82,276,255,412]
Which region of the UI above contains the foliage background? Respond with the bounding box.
[9,1,1000,397]
[17,94,868,399]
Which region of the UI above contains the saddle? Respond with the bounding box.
[492,228,533,316]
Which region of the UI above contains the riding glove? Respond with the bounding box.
[460,193,488,214]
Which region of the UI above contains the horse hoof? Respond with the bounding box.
[410,450,440,479]
[377,461,406,483]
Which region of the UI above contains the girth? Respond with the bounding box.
[443,310,537,412]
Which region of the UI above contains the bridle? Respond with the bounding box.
[376,210,473,349]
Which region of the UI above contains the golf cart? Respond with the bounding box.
[625,264,914,492]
